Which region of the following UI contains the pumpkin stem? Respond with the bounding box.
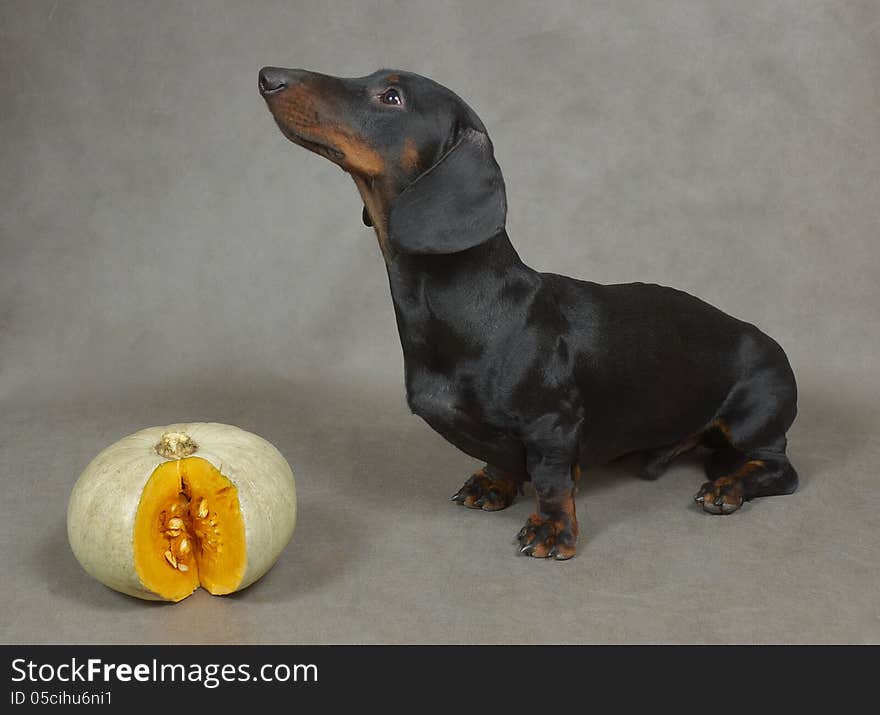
[156,431,198,460]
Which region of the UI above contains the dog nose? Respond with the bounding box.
[258,67,289,95]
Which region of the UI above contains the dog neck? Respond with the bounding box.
[382,231,539,365]
[352,174,396,260]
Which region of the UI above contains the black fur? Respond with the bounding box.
[259,67,799,559]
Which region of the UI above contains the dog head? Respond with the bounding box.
[259,67,506,256]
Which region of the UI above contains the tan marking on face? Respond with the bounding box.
[319,127,385,175]
[266,85,385,176]
[386,74,400,83]
[266,83,321,129]
[399,137,419,172]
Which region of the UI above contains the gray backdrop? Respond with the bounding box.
[2,0,878,644]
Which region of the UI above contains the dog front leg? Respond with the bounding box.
[450,464,524,511]
[517,452,579,560]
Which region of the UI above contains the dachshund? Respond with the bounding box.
[258,67,799,559]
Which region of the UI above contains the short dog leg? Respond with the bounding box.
[695,449,798,514]
[703,445,747,482]
[696,365,799,513]
[517,455,579,560]
[450,464,522,511]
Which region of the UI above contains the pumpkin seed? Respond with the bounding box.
[163,550,177,568]
[198,498,208,519]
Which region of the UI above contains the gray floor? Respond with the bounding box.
[2,369,879,644]
[2,1,879,644]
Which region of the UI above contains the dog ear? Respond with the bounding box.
[388,129,506,254]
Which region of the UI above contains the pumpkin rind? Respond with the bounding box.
[67,422,297,601]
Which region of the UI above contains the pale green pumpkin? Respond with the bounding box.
[67,423,297,602]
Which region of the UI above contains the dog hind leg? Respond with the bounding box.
[696,363,799,514]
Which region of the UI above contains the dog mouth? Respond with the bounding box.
[278,124,344,162]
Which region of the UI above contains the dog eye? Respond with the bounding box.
[379,88,403,106]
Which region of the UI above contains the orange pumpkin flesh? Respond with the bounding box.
[133,457,246,602]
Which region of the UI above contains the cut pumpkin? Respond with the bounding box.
[134,457,247,601]
[68,423,297,602]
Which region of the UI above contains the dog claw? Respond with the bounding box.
[548,545,574,560]
[701,499,739,514]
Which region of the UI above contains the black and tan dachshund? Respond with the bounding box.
[259,67,799,559]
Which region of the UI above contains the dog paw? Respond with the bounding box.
[450,469,518,511]
[694,477,744,514]
[516,514,577,560]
